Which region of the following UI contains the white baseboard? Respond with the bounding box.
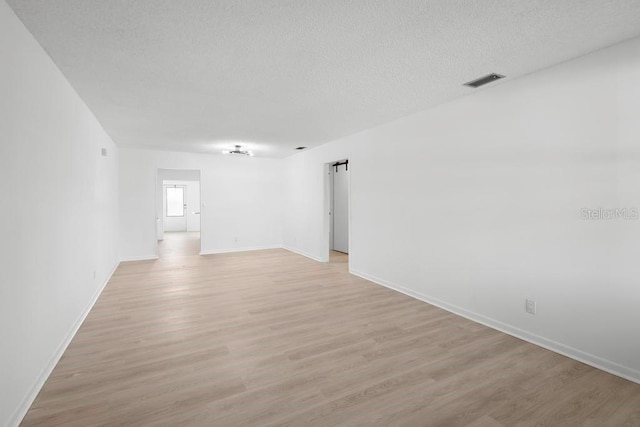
[120,254,159,262]
[350,268,640,386]
[8,261,120,427]
[282,245,325,262]
[199,245,282,256]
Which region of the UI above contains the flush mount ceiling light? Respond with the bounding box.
[463,73,505,88]
[222,144,253,156]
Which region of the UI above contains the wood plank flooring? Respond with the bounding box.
[158,231,201,258]
[21,238,640,426]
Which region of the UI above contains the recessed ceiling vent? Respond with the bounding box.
[464,73,505,88]
[222,145,253,156]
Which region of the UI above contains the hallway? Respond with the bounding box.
[158,231,201,258]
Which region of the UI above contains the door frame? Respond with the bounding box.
[155,168,202,255]
[323,158,350,263]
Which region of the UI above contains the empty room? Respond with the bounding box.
[2,1,640,426]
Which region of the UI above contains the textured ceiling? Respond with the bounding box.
[7,0,640,157]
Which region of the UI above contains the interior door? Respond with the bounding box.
[332,163,349,253]
[164,185,187,231]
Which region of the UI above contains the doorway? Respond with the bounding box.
[156,169,202,258]
[164,184,187,231]
[326,159,349,264]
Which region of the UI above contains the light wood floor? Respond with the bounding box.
[158,231,201,258]
[22,241,640,425]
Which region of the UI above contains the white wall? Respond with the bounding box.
[284,36,640,383]
[120,148,283,260]
[0,2,120,426]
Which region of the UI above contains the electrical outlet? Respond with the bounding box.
[526,299,536,315]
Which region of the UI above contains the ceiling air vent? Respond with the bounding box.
[463,73,505,88]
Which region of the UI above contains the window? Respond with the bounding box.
[166,187,185,217]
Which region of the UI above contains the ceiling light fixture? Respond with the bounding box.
[222,145,254,156]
